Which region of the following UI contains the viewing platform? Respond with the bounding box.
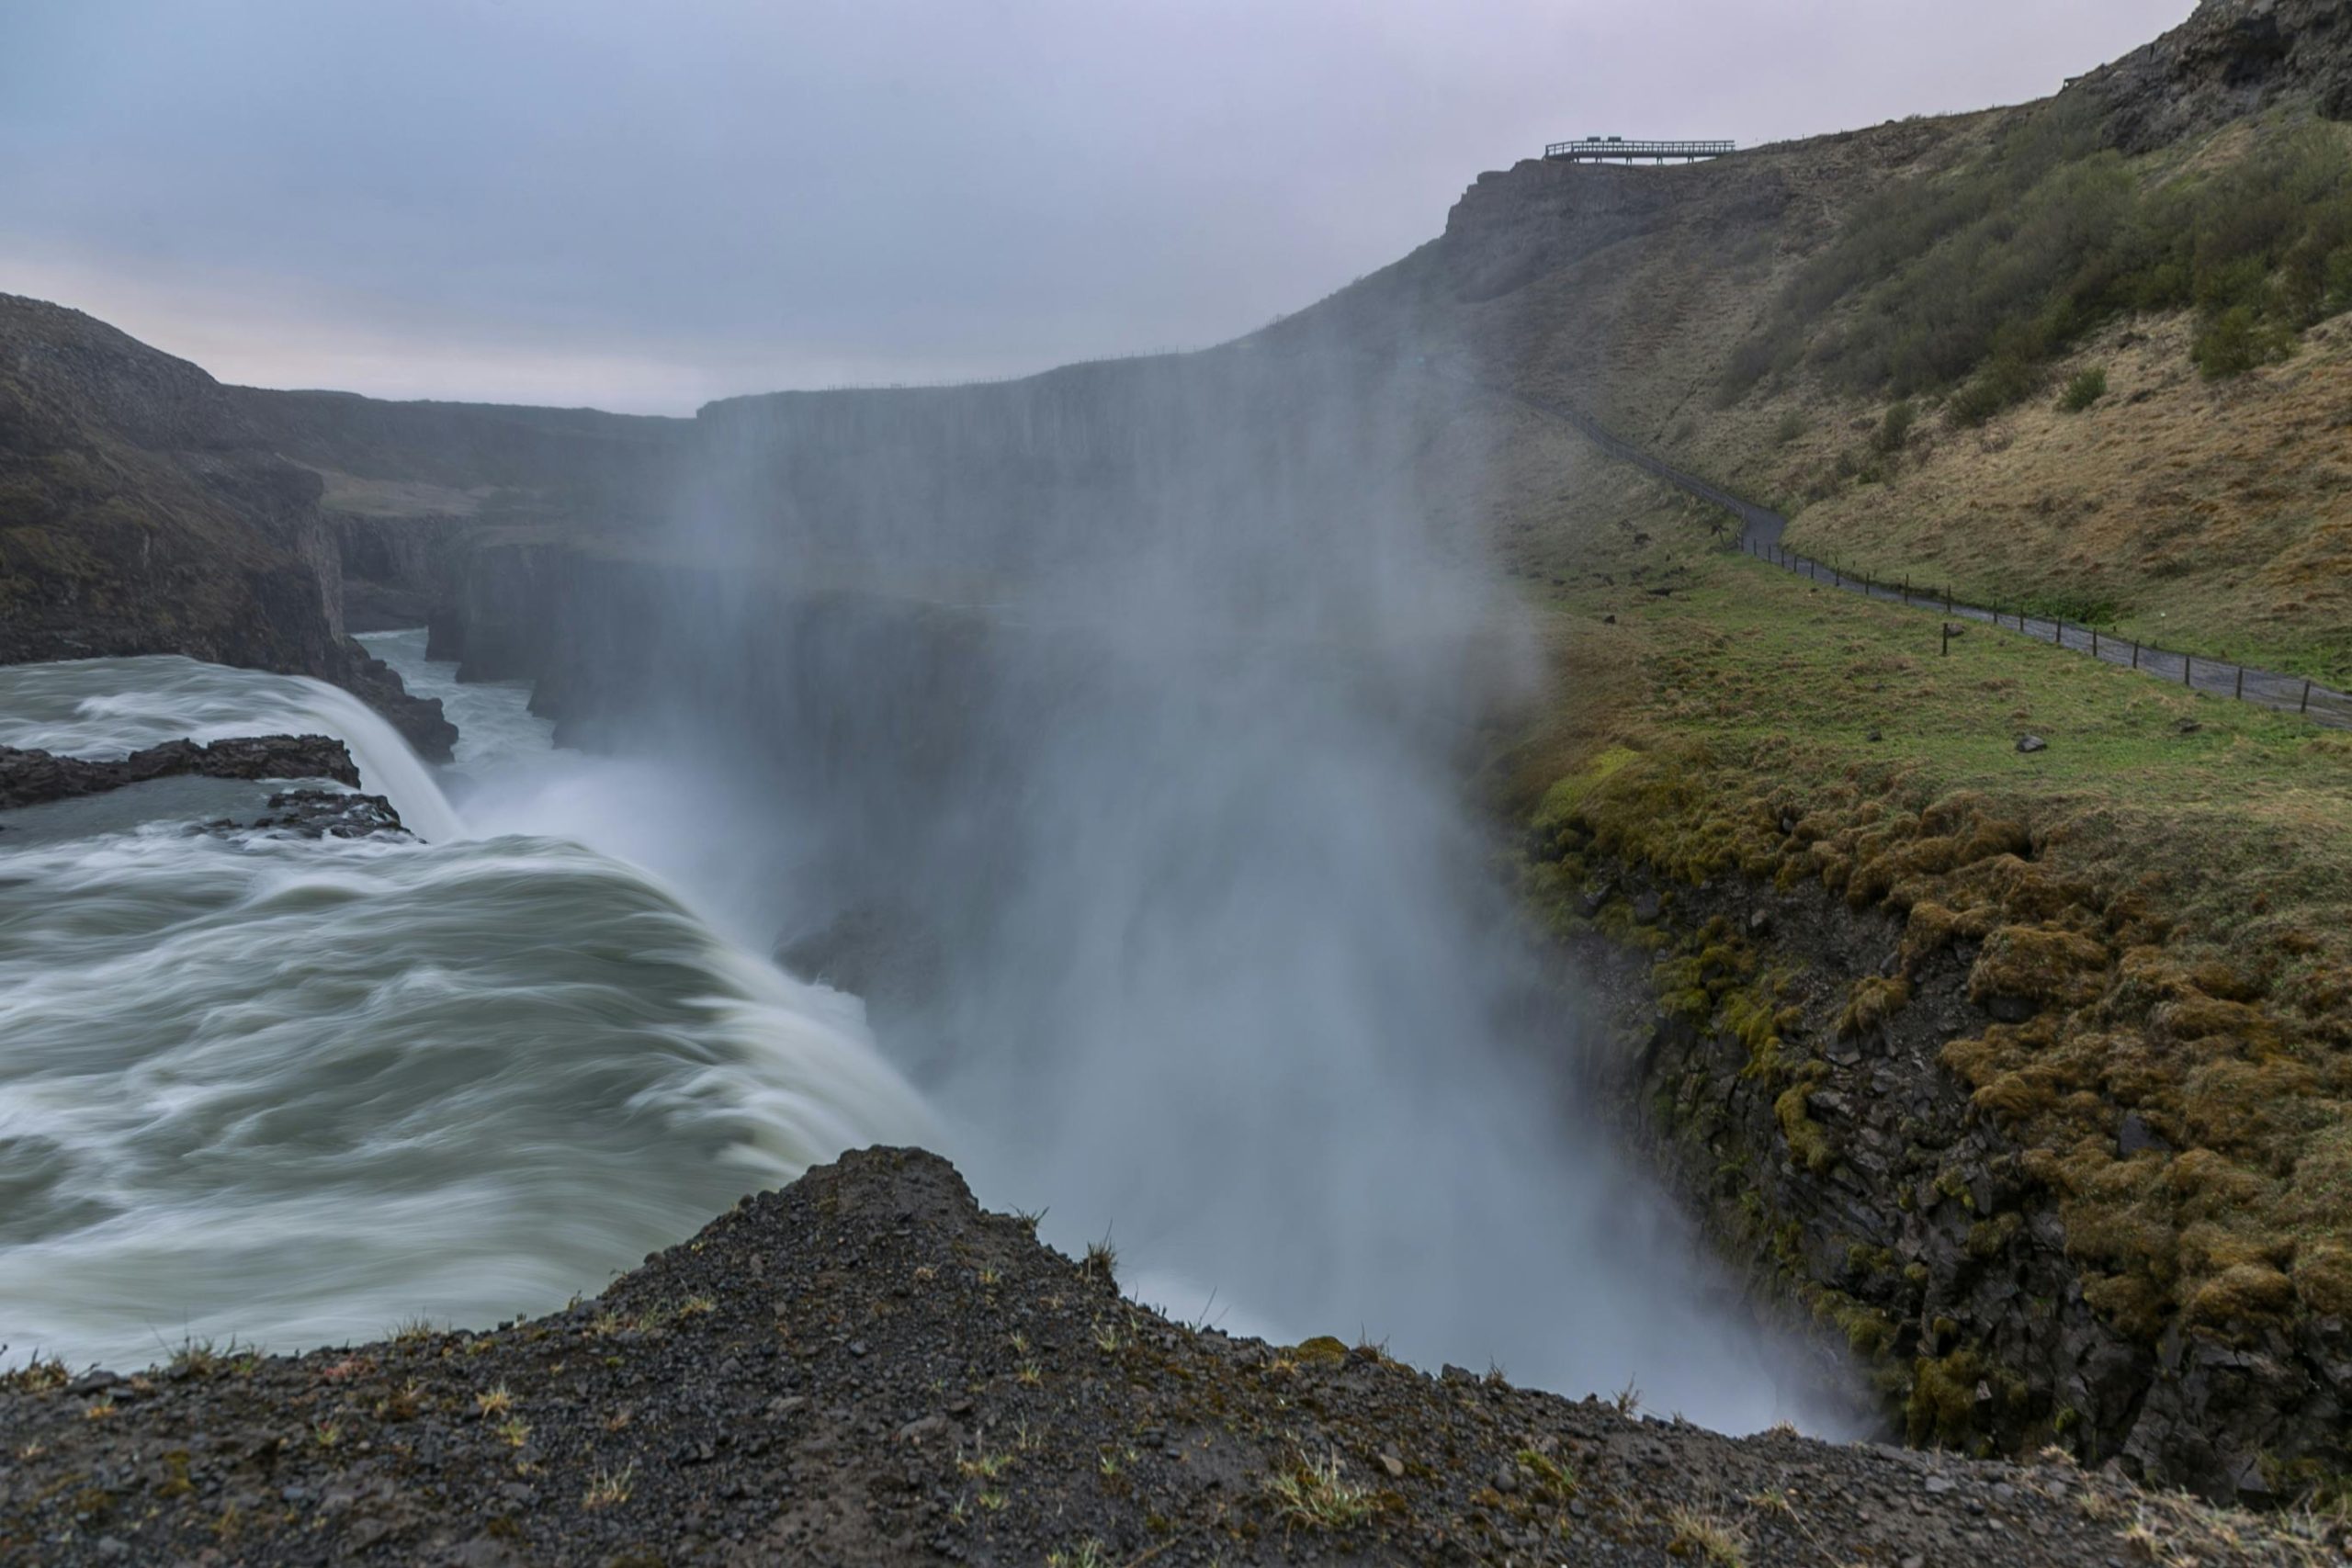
[1544,137,1735,164]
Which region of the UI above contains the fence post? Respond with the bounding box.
[2052,617,2062,647]
[2235,665,2245,701]
[2303,680,2313,714]
[1941,624,1951,658]
[2092,627,2099,658]
[2185,653,2194,689]
[1944,585,1952,612]
[2132,640,2141,670]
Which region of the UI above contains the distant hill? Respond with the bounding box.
[1292,0,2352,683]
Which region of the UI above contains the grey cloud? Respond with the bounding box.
[2,0,2188,410]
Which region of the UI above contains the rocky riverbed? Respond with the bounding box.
[2,1148,2332,1566]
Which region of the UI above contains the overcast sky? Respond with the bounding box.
[3,0,2188,413]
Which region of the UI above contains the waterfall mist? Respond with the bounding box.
[592,324,1836,1432]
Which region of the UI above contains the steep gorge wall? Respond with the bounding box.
[0,294,455,757]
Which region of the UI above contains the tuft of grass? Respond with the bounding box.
[1664,1505,1748,1565]
[164,1338,231,1380]
[1518,1448,1577,1502]
[1263,1450,1374,1532]
[1046,1542,1111,1568]
[1083,1232,1119,1283]
[495,1416,531,1450]
[476,1385,514,1417]
[582,1461,636,1510]
[4,1357,71,1394]
[957,1446,1012,1481]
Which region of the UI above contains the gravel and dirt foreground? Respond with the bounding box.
[3,1148,2340,1566]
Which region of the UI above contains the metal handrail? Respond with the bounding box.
[1544,138,1736,161]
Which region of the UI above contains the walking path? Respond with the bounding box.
[1487,378,2352,731]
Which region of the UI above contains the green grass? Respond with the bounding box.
[1629,558,2346,798]
[1500,493,2352,1392]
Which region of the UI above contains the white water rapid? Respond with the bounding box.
[0,648,930,1370]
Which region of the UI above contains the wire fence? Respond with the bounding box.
[1487,378,2352,733]
[1738,537,2352,728]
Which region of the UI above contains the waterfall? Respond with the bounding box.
[0,656,465,844]
[0,653,931,1369]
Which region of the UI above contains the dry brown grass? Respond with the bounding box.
[1771,314,2352,685]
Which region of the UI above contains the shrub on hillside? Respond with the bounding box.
[1873,400,1917,454]
[2193,306,2296,378]
[1950,354,2041,425]
[1719,114,2352,407]
[2059,367,2108,411]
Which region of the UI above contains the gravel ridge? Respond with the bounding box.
[2,1147,2335,1565]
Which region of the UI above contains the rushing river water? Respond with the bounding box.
[0,644,929,1370]
[1,632,1836,1434]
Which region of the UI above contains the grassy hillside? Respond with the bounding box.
[1306,6,2352,687]
[1306,1,2352,1492]
[1464,412,2352,1488]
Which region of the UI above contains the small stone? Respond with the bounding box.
[1923,1475,1956,1495]
[848,1339,869,1358]
[1630,892,1663,925]
[1380,1453,1405,1479]
[1493,1464,1520,1495]
[2015,734,2048,754]
[2119,1112,2172,1156]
